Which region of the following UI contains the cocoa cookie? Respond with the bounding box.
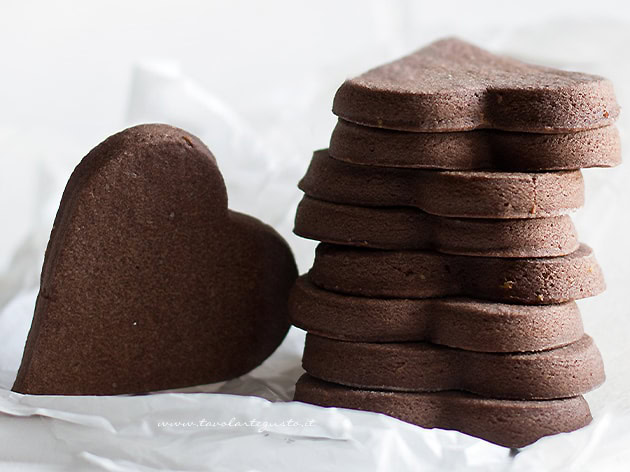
[309,243,604,304]
[295,196,579,257]
[289,276,584,352]
[329,120,621,170]
[294,374,593,448]
[300,150,585,218]
[302,334,604,400]
[12,124,298,395]
[333,38,619,132]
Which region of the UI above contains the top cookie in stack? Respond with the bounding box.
[333,37,619,135]
[291,38,620,448]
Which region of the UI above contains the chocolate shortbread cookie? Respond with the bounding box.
[300,150,585,218]
[333,38,619,132]
[295,196,579,257]
[302,334,604,400]
[329,120,621,170]
[13,124,298,395]
[294,374,593,448]
[309,243,604,304]
[289,276,584,352]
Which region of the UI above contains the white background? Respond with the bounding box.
[1,1,630,470]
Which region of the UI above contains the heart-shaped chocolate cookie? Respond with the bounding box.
[302,334,604,400]
[329,119,621,170]
[295,374,593,448]
[300,150,585,219]
[295,196,580,258]
[289,277,585,352]
[13,124,297,395]
[333,38,619,132]
[309,243,604,304]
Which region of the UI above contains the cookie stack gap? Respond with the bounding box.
[290,38,620,448]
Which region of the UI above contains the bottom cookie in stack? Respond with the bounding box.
[294,374,593,449]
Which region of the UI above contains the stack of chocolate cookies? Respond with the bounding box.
[291,39,621,448]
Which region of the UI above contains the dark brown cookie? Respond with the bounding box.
[309,243,604,304]
[333,38,619,133]
[329,120,621,170]
[289,276,584,352]
[300,150,585,218]
[294,374,593,448]
[295,196,579,257]
[302,334,604,400]
[12,124,298,395]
